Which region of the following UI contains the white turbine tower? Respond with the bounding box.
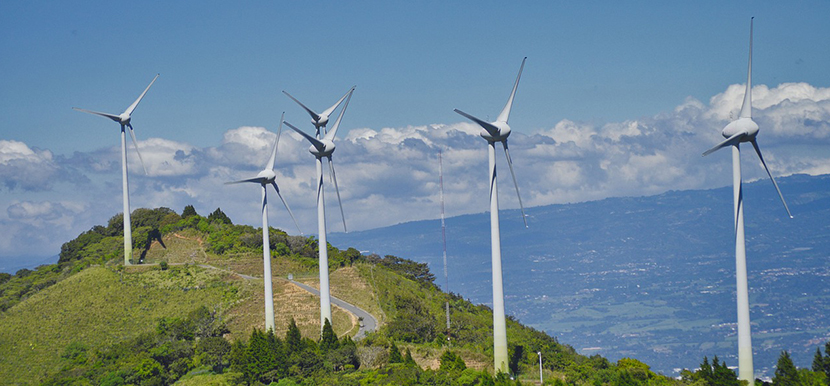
[454,57,528,374]
[226,114,302,332]
[73,74,158,266]
[282,87,355,136]
[702,18,792,383]
[284,87,353,330]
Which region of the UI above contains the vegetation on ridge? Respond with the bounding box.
[1,206,829,385]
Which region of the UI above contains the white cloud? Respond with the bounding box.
[1,82,829,259]
[0,140,60,191]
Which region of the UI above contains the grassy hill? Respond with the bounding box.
[3,206,824,385]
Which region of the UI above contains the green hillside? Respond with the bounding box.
[1,206,827,385]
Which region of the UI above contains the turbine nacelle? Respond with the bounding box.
[312,116,330,130]
[283,86,355,134]
[307,140,335,158]
[257,169,277,184]
[119,113,131,125]
[480,122,511,143]
[722,118,758,141]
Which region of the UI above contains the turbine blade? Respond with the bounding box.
[497,57,527,123]
[225,177,266,185]
[272,181,304,235]
[324,87,354,141]
[127,124,148,175]
[124,74,159,117]
[282,91,322,122]
[702,132,744,157]
[454,109,500,137]
[266,112,284,171]
[284,121,326,151]
[751,140,793,218]
[328,157,347,232]
[739,18,753,119]
[72,107,122,123]
[321,86,356,118]
[503,141,528,228]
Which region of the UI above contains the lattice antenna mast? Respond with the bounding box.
[439,150,451,337]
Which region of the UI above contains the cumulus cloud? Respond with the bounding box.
[2,82,829,258]
[0,140,60,191]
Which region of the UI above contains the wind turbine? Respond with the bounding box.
[284,87,354,330]
[282,86,355,136]
[453,57,528,374]
[226,113,302,332]
[73,74,158,266]
[702,18,792,383]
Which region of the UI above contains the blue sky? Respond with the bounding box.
[1,1,829,260]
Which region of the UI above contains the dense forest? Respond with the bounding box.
[0,206,828,385]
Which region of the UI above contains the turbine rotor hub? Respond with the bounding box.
[315,116,329,128]
[722,118,758,141]
[479,122,511,142]
[308,140,335,157]
[257,169,276,183]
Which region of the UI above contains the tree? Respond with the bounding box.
[823,341,830,383]
[208,208,232,225]
[812,348,823,373]
[182,205,198,218]
[246,329,276,383]
[389,342,403,364]
[387,293,437,343]
[194,336,231,371]
[439,350,466,372]
[404,348,417,367]
[320,319,339,354]
[712,357,740,386]
[328,336,359,371]
[698,357,714,385]
[509,345,524,375]
[285,318,302,355]
[773,351,800,386]
[265,329,287,381]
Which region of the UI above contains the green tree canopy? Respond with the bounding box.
[773,351,800,386]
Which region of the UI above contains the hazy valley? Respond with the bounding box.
[330,173,830,377]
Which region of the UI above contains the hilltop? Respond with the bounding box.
[0,206,634,385]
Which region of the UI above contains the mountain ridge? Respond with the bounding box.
[329,173,830,377]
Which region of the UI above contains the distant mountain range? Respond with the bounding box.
[0,255,58,274]
[330,173,830,378]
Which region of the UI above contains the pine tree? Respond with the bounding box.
[182,205,198,218]
[439,350,466,372]
[389,342,403,364]
[813,348,824,373]
[320,319,339,354]
[509,345,524,376]
[246,329,275,383]
[266,329,287,379]
[824,341,830,382]
[699,356,714,385]
[208,208,232,224]
[285,318,302,355]
[712,357,740,386]
[404,348,417,367]
[773,351,800,386]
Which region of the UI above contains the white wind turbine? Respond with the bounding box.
[454,57,528,374]
[73,74,158,266]
[282,86,355,136]
[702,18,792,383]
[226,113,302,332]
[284,87,354,329]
